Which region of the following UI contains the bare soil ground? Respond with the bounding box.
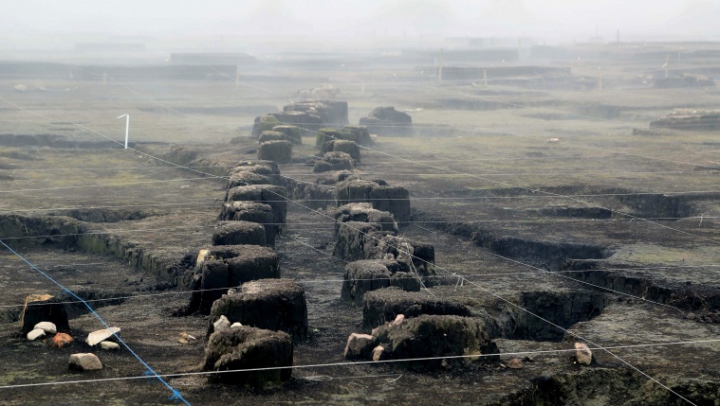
[1,42,720,405]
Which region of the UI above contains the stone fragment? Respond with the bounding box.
[392,314,405,326]
[574,342,593,366]
[179,332,197,345]
[27,328,46,341]
[34,321,57,334]
[343,333,375,359]
[213,315,231,334]
[372,345,385,361]
[69,353,103,371]
[50,333,74,348]
[507,358,523,369]
[100,341,120,351]
[87,327,120,346]
[231,322,243,328]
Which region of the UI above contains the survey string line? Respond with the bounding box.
[0,336,716,393]
[4,159,696,318]
[282,229,702,312]
[0,239,191,405]
[352,143,720,246]
[0,176,714,319]
[8,59,720,161]
[413,223,697,312]
[0,200,220,213]
[2,162,688,324]
[1,214,719,244]
[0,87,707,404]
[4,177,720,196]
[0,176,218,194]
[456,275,699,405]
[1,159,692,402]
[254,185,696,404]
[267,165,705,405]
[6,161,720,179]
[3,262,718,310]
[4,110,717,177]
[0,51,712,406]
[278,169,720,177]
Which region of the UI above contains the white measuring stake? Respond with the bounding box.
[117,114,129,149]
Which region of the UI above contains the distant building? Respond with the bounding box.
[169,53,258,66]
[74,43,146,52]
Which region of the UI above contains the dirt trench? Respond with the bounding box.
[487,290,609,341]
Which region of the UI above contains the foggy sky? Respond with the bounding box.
[2,0,720,45]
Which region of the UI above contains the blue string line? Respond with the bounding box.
[0,239,192,405]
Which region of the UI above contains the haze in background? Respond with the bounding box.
[1,0,719,48]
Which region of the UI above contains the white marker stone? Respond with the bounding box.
[100,341,120,351]
[34,321,57,334]
[87,327,120,346]
[27,328,46,341]
[69,353,103,371]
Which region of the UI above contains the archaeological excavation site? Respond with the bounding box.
[1,3,720,405]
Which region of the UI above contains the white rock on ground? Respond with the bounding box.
[178,332,197,344]
[68,353,103,371]
[231,322,243,328]
[574,342,593,366]
[343,333,374,358]
[213,315,231,333]
[100,341,120,350]
[27,328,46,341]
[34,321,57,334]
[392,314,405,326]
[372,345,385,361]
[87,327,120,346]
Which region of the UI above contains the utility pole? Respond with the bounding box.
[117,114,130,149]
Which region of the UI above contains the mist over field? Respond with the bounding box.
[2,0,720,48]
[3,1,720,406]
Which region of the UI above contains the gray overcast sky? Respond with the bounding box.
[2,1,720,42]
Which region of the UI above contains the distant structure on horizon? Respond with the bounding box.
[74,43,146,52]
[169,53,257,66]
